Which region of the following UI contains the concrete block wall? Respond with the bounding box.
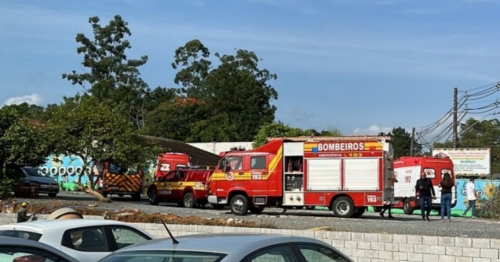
[0,214,498,262]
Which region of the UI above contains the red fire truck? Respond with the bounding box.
[207,136,395,218]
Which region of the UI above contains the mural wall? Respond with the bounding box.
[39,154,157,193]
[455,178,499,211]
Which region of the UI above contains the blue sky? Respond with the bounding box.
[1,0,500,144]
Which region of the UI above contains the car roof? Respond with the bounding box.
[0,219,132,234]
[116,233,331,254]
[0,236,79,261]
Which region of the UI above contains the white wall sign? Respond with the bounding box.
[432,148,491,176]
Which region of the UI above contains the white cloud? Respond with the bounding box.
[352,125,393,135]
[3,94,43,106]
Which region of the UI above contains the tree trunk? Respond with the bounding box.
[80,186,110,203]
[76,161,110,203]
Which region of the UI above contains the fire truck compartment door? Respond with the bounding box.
[344,158,379,191]
[283,192,304,206]
[307,159,341,191]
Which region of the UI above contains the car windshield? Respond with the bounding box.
[24,167,48,177]
[99,250,227,262]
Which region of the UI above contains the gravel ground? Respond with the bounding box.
[18,191,500,239]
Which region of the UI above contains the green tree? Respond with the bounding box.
[0,105,53,198]
[320,127,343,136]
[141,97,203,142]
[171,40,278,142]
[253,121,306,148]
[62,15,150,129]
[388,127,422,159]
[458,117,500,174]
[171,39,212,98]
[46,96,161,201]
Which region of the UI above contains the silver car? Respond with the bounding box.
[0,236,79,262]
[97,233,353,262]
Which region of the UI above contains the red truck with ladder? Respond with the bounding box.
[207,136,395,218]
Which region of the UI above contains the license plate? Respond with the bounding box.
[159,190,171,195]
[110,186,120,191]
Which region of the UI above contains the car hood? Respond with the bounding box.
[27,176,57,184]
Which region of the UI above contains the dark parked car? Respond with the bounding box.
[12,166,59,197]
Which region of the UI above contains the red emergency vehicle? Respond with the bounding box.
[155,153,190,180]
[207,136,395,218]
[147,168,213,208]
[392,155,457,215]
[97,152,190,199]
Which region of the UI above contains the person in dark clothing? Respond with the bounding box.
[415,172,436,221]
[439,173,454,222]
[17,202,31,223]
[380,173,398,218]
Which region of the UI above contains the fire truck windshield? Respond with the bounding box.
[219,156,243,171]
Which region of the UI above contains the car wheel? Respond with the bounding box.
[48,193,57,197]
[148,189,159,205]
[183,192,195,208]
[332,196,355,218]
[230,195,249,216]
[403,199,414,215]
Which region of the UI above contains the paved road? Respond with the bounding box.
[20,191,500,239]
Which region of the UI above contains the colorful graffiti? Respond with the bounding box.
[38,154,158,193]
[455,178,499,211]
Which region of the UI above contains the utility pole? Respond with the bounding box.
[410,127,415,156]
[453,87,458,148]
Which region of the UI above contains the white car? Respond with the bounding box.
[0,219,155,262]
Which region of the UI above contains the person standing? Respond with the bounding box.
[462,178,477,219]
[17,202,31,223]
[439,173,454,222]
[415,172,436,221]
[380,171,398,218]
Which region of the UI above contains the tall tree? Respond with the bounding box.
[171,39,212,98]
[171,40,278,142]
[388,127,422,159]
[46,96,161,201]
[62,15,150,129]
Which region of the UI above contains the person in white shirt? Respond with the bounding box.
[462,178,477,218]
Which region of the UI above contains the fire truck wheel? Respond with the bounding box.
[183,192,195,208]
[249,206,265,214]
[332,196,355,218]
[211,204,225,210]
[351,207,365,218]
[148,189,159,205]
[403,199,414,215]
[230,195,249,216]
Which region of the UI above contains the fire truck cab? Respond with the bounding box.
[393,154,457,215]
[207,136,395,218]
